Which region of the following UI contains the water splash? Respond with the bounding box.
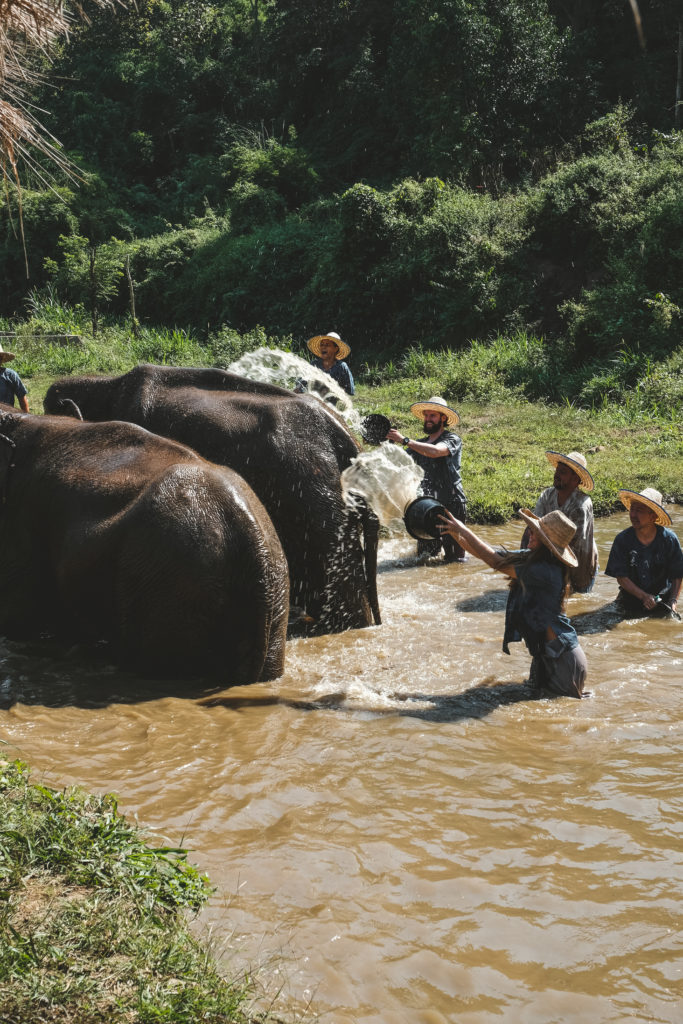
[228,347,359,430]
[341,443,424,530]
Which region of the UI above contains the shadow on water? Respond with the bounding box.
[200,677,554,722]
[571,601,624,635]
[454,588,508,612]
[0,637,227,710]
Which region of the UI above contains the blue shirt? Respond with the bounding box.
[0,366,27,406]
[605,525,683,606]
[502,551,578,657]
[311,357,355,395]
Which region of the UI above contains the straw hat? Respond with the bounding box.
[307,331,351,361]
[0,343,15,363]
[410,396,460,427]
[618,487,671,527]
[518,508,578,567]
[545,450,594,492]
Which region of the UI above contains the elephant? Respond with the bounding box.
[44,364,381,633]
[0,406,289,683]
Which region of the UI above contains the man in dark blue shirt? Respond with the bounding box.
[387,396,467,562]
[605,487,683,617]
[0,344,29,412]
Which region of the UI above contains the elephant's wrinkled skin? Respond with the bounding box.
[45,365,380,633]
[0,407,288,682]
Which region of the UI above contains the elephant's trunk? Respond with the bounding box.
[358,496,381,625]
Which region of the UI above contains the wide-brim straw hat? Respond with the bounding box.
[618,487,671,527]
[518,507,579,567]
[0,344,15,362]
[307,331,351,361]
[410,396,460,427]
[545,450,594,492]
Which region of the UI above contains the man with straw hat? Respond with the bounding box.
[605,487,683,618]
[440,507,588,699]
[306,331,354,395]
[523,450,597,593]
[387,396,467,562]
[0,344,29,412]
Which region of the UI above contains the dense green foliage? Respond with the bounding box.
[0,0,682,395]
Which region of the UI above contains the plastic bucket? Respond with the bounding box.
[403,496,447,540]
[360,413,391,445]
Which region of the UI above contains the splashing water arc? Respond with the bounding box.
[341,444,424,529]
[228,347,422,529]
[228,347,359,431]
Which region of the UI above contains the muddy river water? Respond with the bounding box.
[1,510,682,1023]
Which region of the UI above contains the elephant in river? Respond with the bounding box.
[44,365,380,633]
[0,406,288,682]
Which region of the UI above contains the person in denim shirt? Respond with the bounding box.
[439,507,587,699]
[605,487,682,618]
[0,344,29,412]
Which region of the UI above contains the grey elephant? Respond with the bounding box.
[44,364,381,633]
[0,406,288,682]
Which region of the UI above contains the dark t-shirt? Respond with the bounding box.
[0,367,27,406]
[605,525,683,607]
[410,430,466,505]
[311,357,355,395]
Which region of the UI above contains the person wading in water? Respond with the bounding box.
[439,507,588,699]
[605,487,683,618]
[386,396,467,563]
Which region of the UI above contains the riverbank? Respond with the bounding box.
[0,759,282,1024]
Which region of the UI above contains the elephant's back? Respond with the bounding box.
[116,460,288,681]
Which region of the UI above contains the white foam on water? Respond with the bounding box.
[228,347,359,430]
[341,443,424,530]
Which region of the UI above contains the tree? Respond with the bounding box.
[45,235,125,334]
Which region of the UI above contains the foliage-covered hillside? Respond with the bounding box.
[1,0,682,380]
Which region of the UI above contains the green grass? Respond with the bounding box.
[0,760,283,1024]
[355,385,683,523]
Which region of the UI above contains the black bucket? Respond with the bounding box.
[403,496,447,540]
[360,413,391,445]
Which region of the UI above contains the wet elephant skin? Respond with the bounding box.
[0,406,288,683]
[44,365,381,633]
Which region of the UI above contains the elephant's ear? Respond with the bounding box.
[0,431,17,500]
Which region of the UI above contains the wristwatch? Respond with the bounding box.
[403,437,412,448]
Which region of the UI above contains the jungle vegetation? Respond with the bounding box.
[1,0,682,412]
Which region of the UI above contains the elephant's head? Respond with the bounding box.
[44,376,114,421]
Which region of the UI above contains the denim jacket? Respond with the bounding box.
[502,551,578,657]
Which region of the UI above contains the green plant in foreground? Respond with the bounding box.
[0,760,276,1024]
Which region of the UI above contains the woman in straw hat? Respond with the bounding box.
[439,507,588,698]
[306,331,354,395]
[605,488,683,618]
[0,344,29,412]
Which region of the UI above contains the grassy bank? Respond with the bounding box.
[4,309,682,524]
[0,759,278,1024]
[357,385,683,523]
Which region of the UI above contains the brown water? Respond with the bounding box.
[2,511,682,1023]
